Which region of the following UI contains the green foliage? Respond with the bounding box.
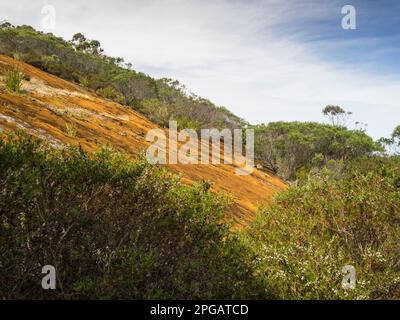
[322,105,352,126]
[252,122,382,180]
[0,132,265,299]
[65,123,77,137]
[113,71,157,106]
[138,98,171,123]
[78,75,90,87]
[0,21,14,29]
[379,125,400,155]
[96,86,122,101]
[243,157,400,299]
[71,33,104,55]
[393,125,400,140]
[0,24,246,131]
[4,67,24,93]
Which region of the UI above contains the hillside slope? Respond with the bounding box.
[0,54,286,225]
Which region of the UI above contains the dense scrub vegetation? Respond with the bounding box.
[1,132,399,299]
[252,122,382,180]
[244,157,400,299]
[0,132,265,299]
[0,23,245,130]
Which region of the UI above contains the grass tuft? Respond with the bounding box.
[5,67,24,93]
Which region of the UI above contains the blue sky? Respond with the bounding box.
[1,0,399,139]
[283,1,400,74]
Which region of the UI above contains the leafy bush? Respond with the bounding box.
[252,122,382,180]
[4,67,24,93]
[65,123,77,137]
[243,158,400,299]
[0,132,265,299]
[378,124,400,155]
[96,86,122,102]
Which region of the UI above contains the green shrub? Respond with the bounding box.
[65,123,77,137]
[78,76,89,87]
[252,122,383,180]
[96,86,120,100]
[0,132,265,299]
[243,159,400,299]
[5,67,24,93]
